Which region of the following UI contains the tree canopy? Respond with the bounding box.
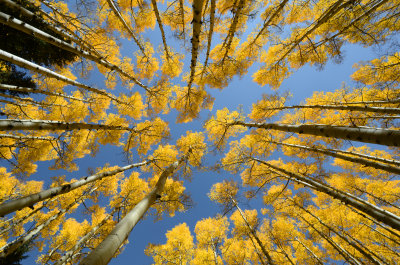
[0,0,399,264]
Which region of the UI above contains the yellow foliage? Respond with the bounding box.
[204,108,246,148]
[116,92,144,119]
[194,216,229,247]
[177,131,206,167]
[208,180,238,205]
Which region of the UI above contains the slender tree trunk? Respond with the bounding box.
[0,11,149,92]
[0,199,78,257]
[251,0,289,45]
[104,0,147,56]
[54,210,116,265]
[298,215,363,265]
[253,158,400,231]
[294,237,324,265]
[231,197,274,265]
[255,103,400,115]
[79,158,184,265]
[0,84,91,102]
[220,0,245,65]
[210,240,219,265]
[270,141,400,174]
[0,119,136,132]
[232,121,400,147]
[151,0,170,58]
[0,49,121,103]
[187,0,205,90]
[0,133,57,142]
[200,0,215,81]
[178,0,186,41]
[0,160,149,216]
[294,200,383,265]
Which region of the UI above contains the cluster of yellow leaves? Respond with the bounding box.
[208,180,238,206]
[149,175,186,218]
[110,171,149,215]
[146,144,178,174]
[135,43,159,81]
[116,92,144,120]
[161,50,184,78]
[145,223,194,264]
[147,81,173,115]
[249,93,288,121]
[204,108,246,148]
[352,52,400,87]
[172,85,214,123]
[129,117,169,156]
[177,131,206,167]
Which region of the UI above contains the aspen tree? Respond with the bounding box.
[209,180,274,264]
[79,157,184,265]
[0,160,150,216]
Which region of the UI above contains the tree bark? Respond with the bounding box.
[270,140,400,174]
[151,0,170,58]
[232,121,400,147]
[253,158,400,231]
[231,197,274,265]
[187,0,205,90]
[0,84,91,102]
[54,210,115,265]
[0,49,121,103]
[0,119,136,132]
[255,103,400,115]
[104,0,147,57]
[0,11,149,92]
[79,159,183,265]
[0,160,149,216]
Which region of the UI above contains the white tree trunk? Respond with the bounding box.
[271,141,400,174]
[0,49,120,102]
[0,0,77,42]
[233,121,400,147]
[55,210,115,265]
[253,158,400,231]
[0,161,148,216]
[255,103,400,114]
[79,160,181,265]
[0,11,149,92]
[0,133,57,142]
[187,0,205,90]
[0,200,75,257]
[0,119,135,132]
[231,197,273,265]
[0,84,91,102]
[104,0,147,56]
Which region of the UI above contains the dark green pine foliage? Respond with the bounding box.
[0,239,32,265]
[0,0,77,93]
